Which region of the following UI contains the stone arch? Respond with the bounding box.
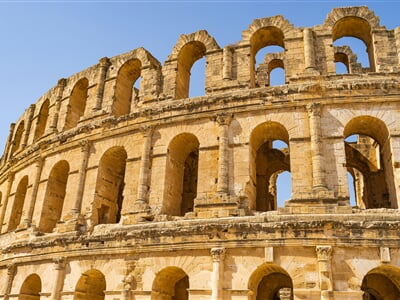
[19,273,41,300]
[38,160,70,233]
[249,121,290,211]
[92,146,127,226]
[11,121,25,156]
[325,6,381,72]
[242,16,294,87]
[64,77,89,130]
[334,45,362,74]
[8,175,28,231]
[169,30,220,99]
[248,263,293,300]
[344,116,396,209]
[256,52,285,87]
[361,265,400,299]
[151,266,189,300]
[163,133,199,216]
[34,99,50,141]
[74,269,106,300]
[113,58,142,117]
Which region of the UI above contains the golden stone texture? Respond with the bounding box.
[0,6,400,300]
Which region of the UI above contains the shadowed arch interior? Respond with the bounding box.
[19,274,41,300]
[11,121,25,156]
[38,160,70,233]
[152,267,189,300]
[34,99,50,141]
[74,269,106,300]
[8,175,28,231]
[114,58,142,117]
[344,116,396,209]
[64,78,89,130]
[362,265,400,300]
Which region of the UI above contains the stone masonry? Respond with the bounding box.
[0,6,400,300]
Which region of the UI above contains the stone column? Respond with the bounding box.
[316,246,333,300]
[0,172,14,232]
[4,263,16,300]
[21,156,44,227]
[210,247,226,300]
[71,140,91,217]
[307,103,328,191]
[93,57,111,111]
[216,115,232,195]
[50,78,67,131]
[136,126,153,205]
[3,123,15,164]
[51,257,66,300]
[395,27,400,65]
[223,46,233,80]
[303,28,316,71]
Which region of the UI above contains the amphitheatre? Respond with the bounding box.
[1,5,400,300]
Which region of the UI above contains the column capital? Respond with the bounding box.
[211,247,226,262]
[139,125,154,137]
[57,78,67,88]
[53,257,67,270]
[316,245,332,261]
[99,56,111,67]
[306,102,322,117]
[7,263,16,276]
[79,139,91,153]
[214,114,233,126]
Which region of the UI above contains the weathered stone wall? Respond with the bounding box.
[0,5,400,300]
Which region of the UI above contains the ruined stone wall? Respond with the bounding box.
[0,6,400,300]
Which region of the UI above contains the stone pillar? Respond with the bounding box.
[50,78,67,131]
[307,103,328,191]
[223,46,233,80]
[210,247,226,300]
[71,140,91,217]
[303,28,316,71]
[4,263,16,300]
[395,27,400,65]
[316,246,333,300]
[93,57,111,111]
[0,172,14,232]
[3,123,15,164]
[216,114,232,195]
[136,126,153,205]
[21,156,44,227]
[51,257,66,300]
[21,104,35,149]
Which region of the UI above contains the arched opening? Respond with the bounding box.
[34,99,50,141]
[19,274,41,300]
[250,26,285,87]
[248,263,293,300]
[8,175,28,231]
[114,58,142,117]
[93,147,127,226]
[152,267,189,300]
[250,122,291,211]
[175,41,206,99]
[362,265,400,300]
[332,16,375,72]
[347,171,357,207]
[64,78,89,130]
[163,133,199,216]
[74,269,106,300]
[11,121,25,155]
[335,52,350,74]
[38,160,69,233]
[344,116,396,209]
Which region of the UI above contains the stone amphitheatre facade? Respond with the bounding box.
[1,5,400,300]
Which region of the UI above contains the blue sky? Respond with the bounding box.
[0,1,399,205]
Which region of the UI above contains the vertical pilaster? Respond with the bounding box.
[21,156,44,228]
[303,28,316,71]
[307,103,328,191]
[210,247,226,300]
[136,126,153,205]
[3,123,15,164]
[223,46,233,80]
[316,246,333,300]
[50,78,67,132]
[93,57,111,111]
[71,139,91,217]
[216,115,232,195]
[395,27,400,65]
[3,263,16,300]
[0,172,14,233]
[22,104,35,148]
[51,257,66,300]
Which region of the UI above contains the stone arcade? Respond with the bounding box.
[0,6,400,300]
